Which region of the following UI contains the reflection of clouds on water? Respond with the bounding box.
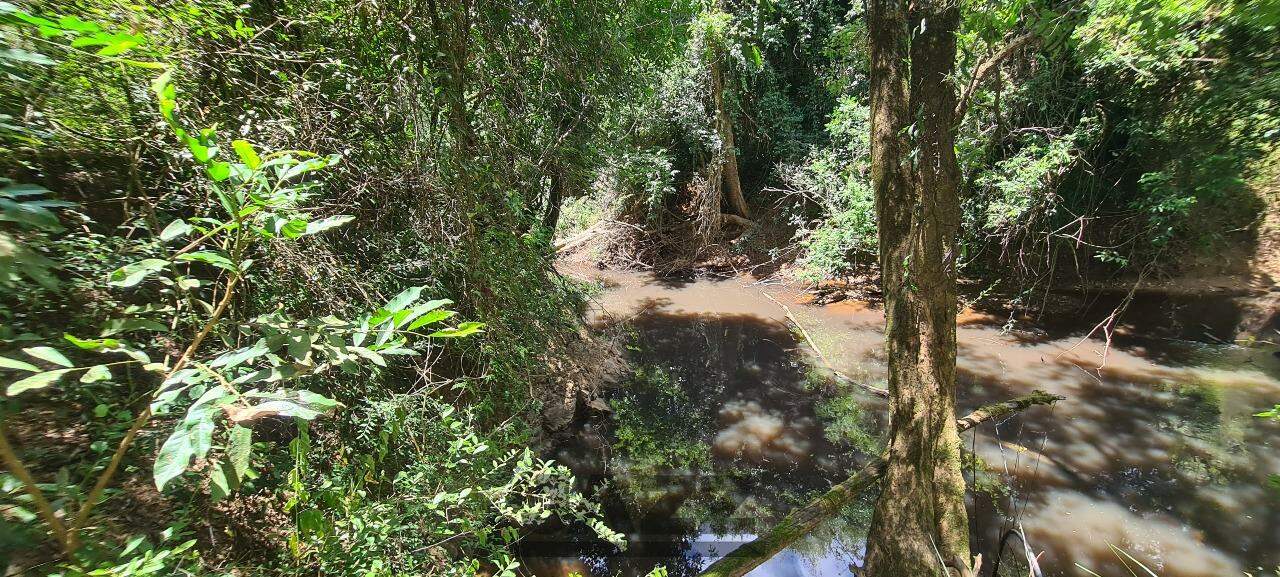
[713,400,816,466]
[689,532,862,577]
[1023,490,1240,577]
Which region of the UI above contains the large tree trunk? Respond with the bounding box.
[710,53,750,219]
[863,0,969,576]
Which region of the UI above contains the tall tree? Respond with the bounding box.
[863,0,971,576]
[709,19,750,221]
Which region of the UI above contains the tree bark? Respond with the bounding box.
[542,163,564,232]
[863,0,969,576]
[711,53,750,218]
[697,392,1063,577]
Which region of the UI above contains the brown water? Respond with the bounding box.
[523,267,1280,577]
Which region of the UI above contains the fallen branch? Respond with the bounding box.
[554,224,604,253]
[697,390,1065,577]
[762,293,889,399]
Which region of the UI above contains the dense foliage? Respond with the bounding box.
[1,0,1277,575]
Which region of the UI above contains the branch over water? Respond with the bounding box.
[697,390,1065,577]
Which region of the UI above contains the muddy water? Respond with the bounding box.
[524,268,1280,577]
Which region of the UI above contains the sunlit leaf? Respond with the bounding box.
[160,219,193,241]
[79,364,111,383]
[108,258,169,287]
[383,286,424,313]
[207,161,232,182]
[6,368,72,395]
[406,309,456,331]
[22,346,72,367]
[209,339,269,369]
[231,140,261,169]
[64,334,122,350]
[0,48,55,65]
[0,356,40,372]
[228,425,253,481]
[175,251,237,272]
[428,322,485,338]
[154,387,233,490]
[302,215,354,236]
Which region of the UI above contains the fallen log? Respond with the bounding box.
[697,390,1065,577]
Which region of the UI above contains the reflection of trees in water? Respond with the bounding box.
[960,351,1280,576]
[586,309,876,575]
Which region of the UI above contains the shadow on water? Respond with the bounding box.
[536,267,1280,577]
[521,306,876,577]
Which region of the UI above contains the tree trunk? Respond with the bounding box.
[542,163,564,232]
[863,0,969,576]
[710,48,750,219]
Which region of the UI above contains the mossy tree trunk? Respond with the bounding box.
[864,0,969,576]
[711,50,750,219]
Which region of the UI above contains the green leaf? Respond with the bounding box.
[400,300,453,328]
[406,309,456,331]
[228,425,253,481]
[154,387,233,491]
[79,364,111,383]
[175,251,237,272]
[231,140,261,169]
[108,258,169,287]
[22,346,72,367]
[209,462,232,501]
[184,134,214,163]
[279,154,341,181]
[428,322,485,338]
[56,15,101,33]
[266,216,307,239]
[0,356,40,372]
[383,286,424,313]
[209,339,269,369]
[227,390,341,424]
[100,317,168,337]
[302,215,354,236]
[97,39,140,56]
[64,334,121,350]
[159,219,193,241]
[206,161,232,182]
[0,48,55,66]
[348,346,386,367]
[0,198,63,231]
[6,368,72,395]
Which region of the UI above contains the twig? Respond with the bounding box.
[761,293,889,399]
[0,424,72,551]
[67,274,241,544]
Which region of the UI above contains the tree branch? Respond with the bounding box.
[762,293,889,399]
[955,32,1037,123]
[697,390,1064,577]
[0,423,71,551]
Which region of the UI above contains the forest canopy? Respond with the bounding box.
[1,0,1277,575]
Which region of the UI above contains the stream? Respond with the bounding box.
[522,267,1280,577]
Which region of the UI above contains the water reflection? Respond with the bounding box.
[532,267,1280,577]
